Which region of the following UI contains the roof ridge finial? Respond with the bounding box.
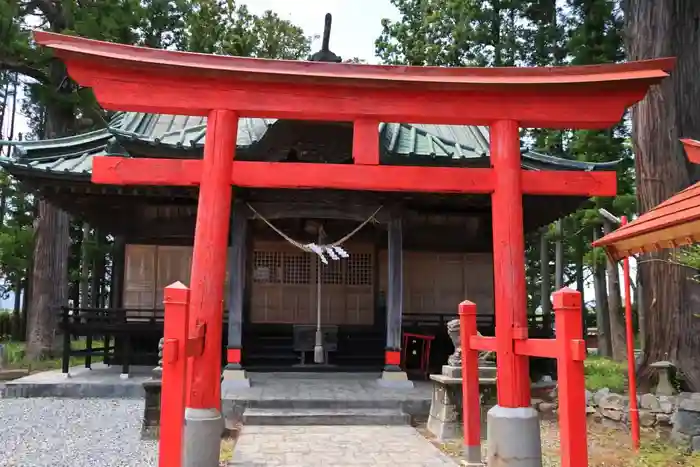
[322,13,332,53]
[309,13,342,63]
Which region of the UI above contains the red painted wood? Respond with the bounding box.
[513,338,557,358]
[227,348,241,364]
[490,120,530,408]
[468,335,497,353]
[593,180,700,258]
[92,156,202,185]
[681,138,700,163]
[159,281,190,467]
[32,32,673,128]
[353,119,380,165]
[385,350,401,366]
[93,156,495,193]
[34,31,674,86]
[186,110,237,411]
[70,63,652,128]
[621,216,641,451]
[92,155,617,197]
[521,170,617,197]
[552,288,588,467]
[459,301,481,459]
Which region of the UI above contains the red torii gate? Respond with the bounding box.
[33,30,673,467]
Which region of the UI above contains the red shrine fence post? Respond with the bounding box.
[487,119,542,466]
[553,288,588,467]
[158,282,190,467]
[183,109,238,467]
[459,301,483,466]
[620,216,640,450]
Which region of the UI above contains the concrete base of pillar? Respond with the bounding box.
[377,370,414,389]
[486,405,542,467]
[462,445,484,466]
[221,369,251,393]
[183,408,224,467]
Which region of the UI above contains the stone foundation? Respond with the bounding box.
[141,380,162,440]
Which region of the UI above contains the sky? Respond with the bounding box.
[1,1,635,310]
[242,0,400,64]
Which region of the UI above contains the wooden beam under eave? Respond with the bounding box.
[91,156,617,197]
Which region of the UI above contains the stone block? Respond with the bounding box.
[442,365,462,379]
[141,379,162,440]
[640,393,661,411]
[692,435,700,453]
[679,396,700,413]
[674,409,700,436]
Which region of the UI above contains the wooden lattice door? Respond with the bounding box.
[250,241,374,325]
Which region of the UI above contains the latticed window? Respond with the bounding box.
[320,259,344,285]
[253,251,281,283]
[346,253,373,286]
[283,253,311,284]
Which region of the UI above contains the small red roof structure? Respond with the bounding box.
[593,139,700,260]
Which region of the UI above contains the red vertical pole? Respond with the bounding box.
[621,216,640,450]
[188,109,238,410]
[459,301,482,463]
[553,288,588,467]
[490,119,530,407]
[159,281,190,467]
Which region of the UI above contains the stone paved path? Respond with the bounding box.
[230,425,458,466]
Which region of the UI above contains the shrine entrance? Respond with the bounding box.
[32,19,674,467]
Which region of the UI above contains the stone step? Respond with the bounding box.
[242,408,411,426]
[243,398,410,410]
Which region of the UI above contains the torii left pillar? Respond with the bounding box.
[183,109,238,467]
[487,120,542,466]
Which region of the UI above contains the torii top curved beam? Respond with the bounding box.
[33,31,675,128]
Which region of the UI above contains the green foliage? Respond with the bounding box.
[584,355,627,392]
[375,0,528,66]
[0,338,105,369]
[183,1,312,58]
[634,441,700,467]
[673,245,700,281]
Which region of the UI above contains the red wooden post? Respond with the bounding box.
[621,215,640,450]
[188,109,238,410]
[459,301,482,464]
[159,281,190,467]
[490,119,530,407]
[553,288,588,467]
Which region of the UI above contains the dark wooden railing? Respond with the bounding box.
[57,306,564,375]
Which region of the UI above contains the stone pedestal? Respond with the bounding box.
[427,374,463,440]
[426,372,497,442]
[377,370,414,388]
[141,337,163,440]
[221,368,251,392]
[141,379,162,440]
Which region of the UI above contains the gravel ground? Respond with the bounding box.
[0,398,157,467]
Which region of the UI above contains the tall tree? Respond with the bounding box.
[1,0,154,358]
[625,0,700,390]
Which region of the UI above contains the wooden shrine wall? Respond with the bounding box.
[123,244,227,311]
[122,243,495,321]
[378,251,495,316]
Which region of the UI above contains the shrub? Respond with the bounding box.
[585,356,627,393]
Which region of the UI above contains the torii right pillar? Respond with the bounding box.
[488,120,542,466]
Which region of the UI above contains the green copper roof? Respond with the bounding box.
[0,112,619,178]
